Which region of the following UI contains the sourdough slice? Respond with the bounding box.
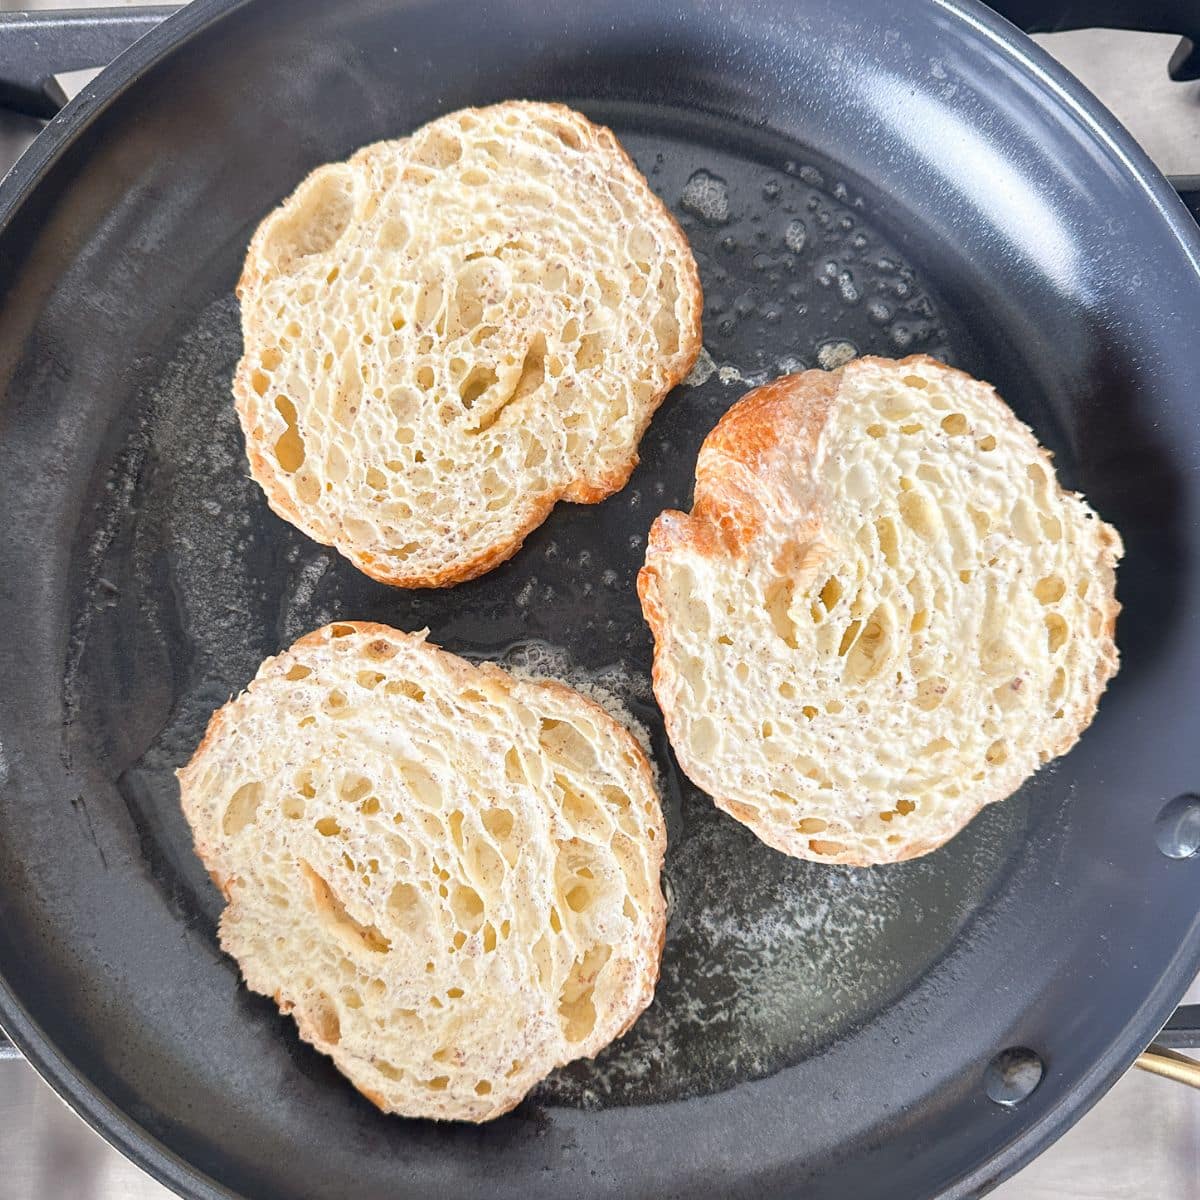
[177,622,666,1121]
[234,101,702,588]
[638,355,1122,865]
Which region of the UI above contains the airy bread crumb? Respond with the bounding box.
[177,622,666,1120]
[638,355,1122,865]
[234,101,702,587]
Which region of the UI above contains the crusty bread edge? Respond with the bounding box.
[176,620,668,1120]
[638,354,1123,866]
[233,102,703,589]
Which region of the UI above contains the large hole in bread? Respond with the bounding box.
[338,774,371,804]
[482,806,519,866]
[466,336,545,435]
[652,268,681,355]
[364,638,398,661]
[1045,612,1069,653]
[556,774,605,835]
[514,336,547,399]
[466,834,505,890]
[539,718,598,774]
[379,216,410,251]
[451,261,492,336]
[451,884,485,932]
[765,578,799,648]
[273,397,306,472]
[409,129,463,169]
[502,748,527,786]
[555,842,599,920]
[915,676,949,711]
[898,487,942,540]
[458,365,497,410]
[837,619,863,657]
[875,517,899,568]
[985,739,1009,765]
[844,605,892,684]
[386,678,425,702]
[602,785,632,813]
[222,781,264,837]
[818,576,842,612]
[1034,575,1066,605]
[307,992,341,1045]
[414,277,445,330]
[261,166,355,275]
[558,945,610,1043]
[447,809,466,853]
[301,861,391,954]
[399,761,442,809]
[809,838,846,856]
[544,117,584,150]
[576,332,606,370]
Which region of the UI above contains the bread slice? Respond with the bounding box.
[234,101,702,588]
[177,622,666,1121]
[638,355,1122,865]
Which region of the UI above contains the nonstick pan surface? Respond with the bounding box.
[1,1,1199,1197]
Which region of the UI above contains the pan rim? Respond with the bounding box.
[0,0,1198,1197]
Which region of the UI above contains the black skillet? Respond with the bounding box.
[1,2,1199,1197]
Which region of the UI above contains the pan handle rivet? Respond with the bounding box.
[1154,795,1200,859]
[984,1047,1043,1106]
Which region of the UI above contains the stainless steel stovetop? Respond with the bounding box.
[0,5,1197,1199]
